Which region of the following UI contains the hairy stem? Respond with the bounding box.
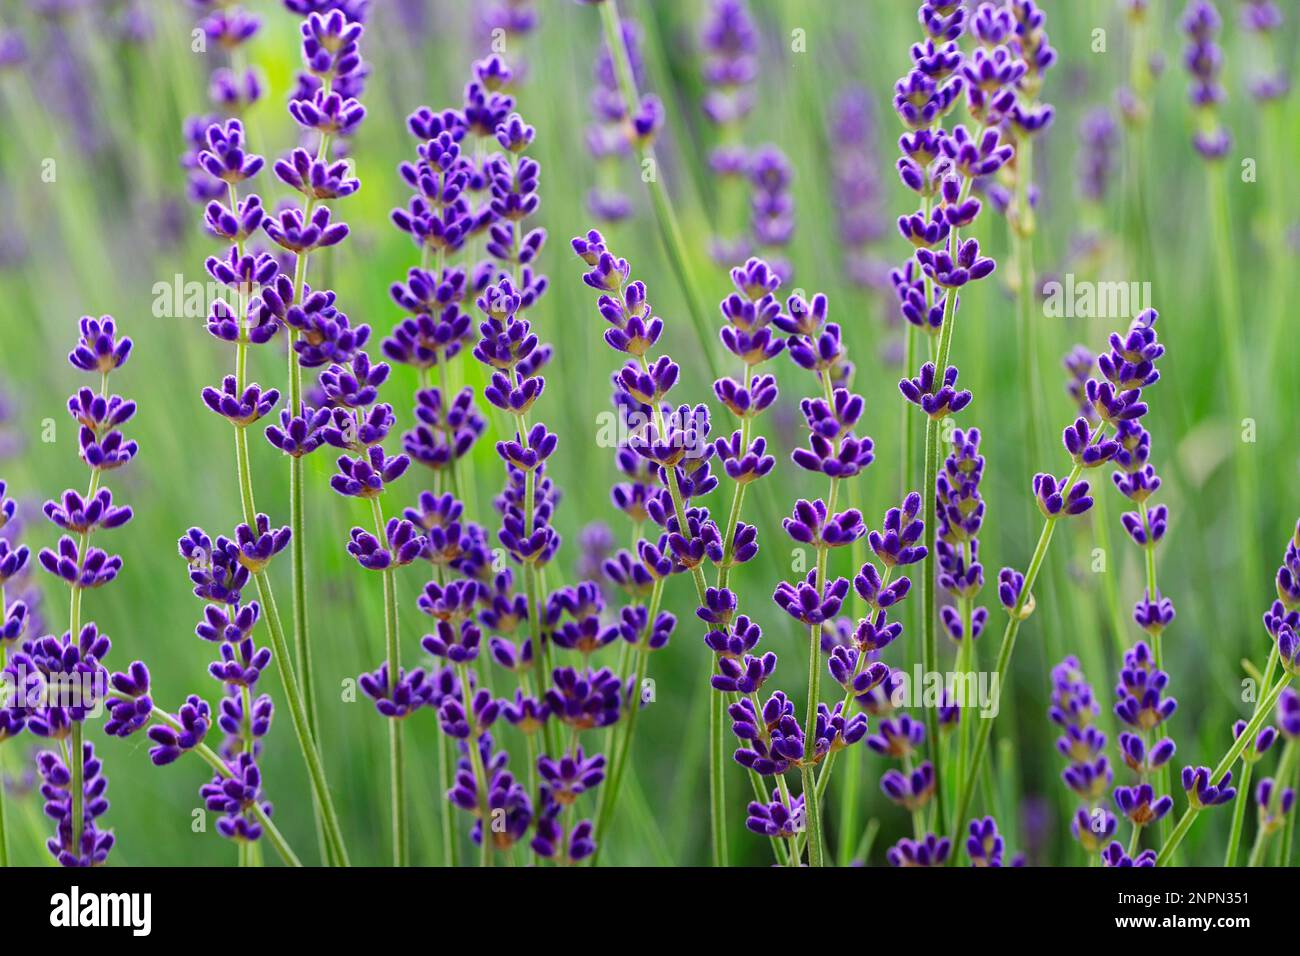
[250,568,350,866]
[370,497,407,867]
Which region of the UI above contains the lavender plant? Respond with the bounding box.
[947,307,1166,857]
[190,18,354,862]
[4,0,1299,875]
[14,317,136,866]
[583,18,642,223]
[571,234,711,861]
[889,3,1011,814]
[827,87,888,297]
[272,5,371,778]
[1003,0,1056,472]
[0,480,33,865]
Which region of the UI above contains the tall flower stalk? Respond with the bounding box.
[1106,311,1175,848]
[328,352,414,866]
[890,2,1011,819]
[26,317,136,866]
[275,8,370,755]
[1003,1,1056,471]
[947,308,1164,856]
[571,234,718,861]
[569,233,689,862]
[697,0,760,266]
[195,98,352,864]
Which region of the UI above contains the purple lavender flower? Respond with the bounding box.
[1181,765,1236,809]
[1182,0,1231,158]
[828,87,889,291]
[1114,782,1174,827]
[1256,776,1297,835]
[1115,641,1178,730]
[887,832,951,867]
[35,743,114,866]
[899,363,972,418]
[1100,840,1156,867]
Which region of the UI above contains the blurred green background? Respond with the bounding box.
[0,0,1296,866]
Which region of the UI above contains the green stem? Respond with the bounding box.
[800,761,824,867]
[231,388,346,864]
[1134,499,1171,853]
[591,579,661,863]
[439,735,459,866]
[1283,746,1299,866]
[813,564,900,804]
[370,498,407,867]
[947,480,1076,855]
[1223,758,1254,866]
[67,379,108,859]
[283,116,331,825]
[1245,826,1270,868]
[900,326,917,501]
[951,597,975,834]
[1013,136,1045,487]
[250,569,350,865]
[1258,740,1298,868]
[1090,488,1129,655]
[920,414,944,826]
[631,358,715,860]
[801,371,840,866]
[455,663,493,867]
[836,477,868,865]
[1127,823,1143,858]
[852,818,880,865]
[710,652,732,868]
[438,359,462,502]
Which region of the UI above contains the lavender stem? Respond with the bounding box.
[249,567,350,865]
[1223,757,1254,865]
[370,496,407,866]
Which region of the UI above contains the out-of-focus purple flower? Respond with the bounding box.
[1182,0,1232,158]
